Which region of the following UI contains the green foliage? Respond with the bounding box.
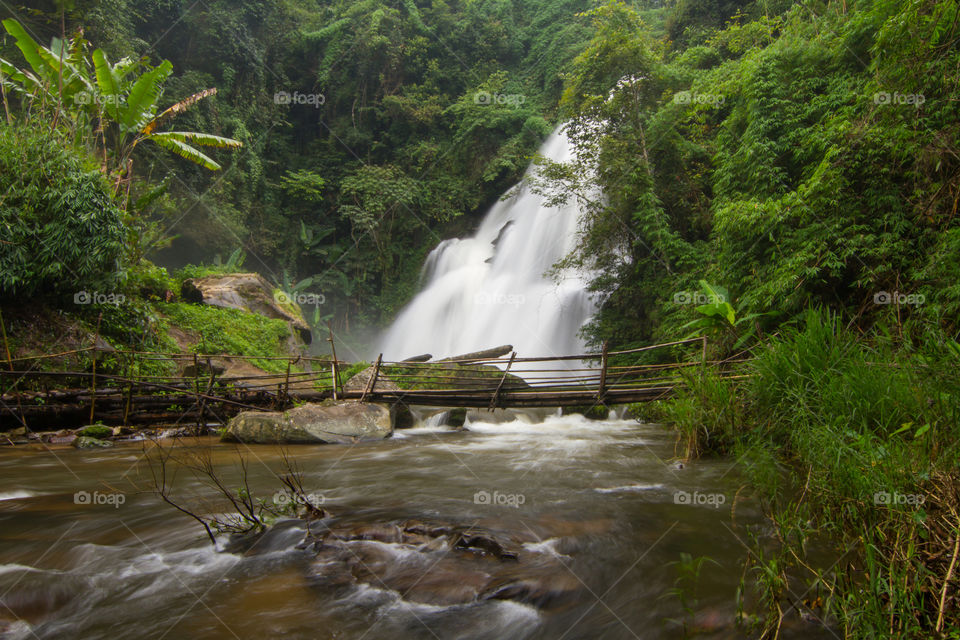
[155,302,293,373]
[174,250,247,281]
[0,18,241,180]
[680,280,766,351]
[663,553,720,634]
[548,0,960,353]
[0,122,124,297]
[657,370,743,459]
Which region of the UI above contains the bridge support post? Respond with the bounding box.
[328,326,340,401]
[0,309,27,430]
[283,355,300,407]
[361,354,382,402]
[490,352,516,410]
[89,312,102,425]
[597,340,609,403]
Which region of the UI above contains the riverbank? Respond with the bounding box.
[638,310,960,637]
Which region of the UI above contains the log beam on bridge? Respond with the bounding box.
[338,385,680,408]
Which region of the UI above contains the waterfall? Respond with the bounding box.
[379,127,596,361]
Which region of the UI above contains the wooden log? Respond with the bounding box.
[89,313,102,424]
[328,327,340,401]
[488,352,516,410]
[439,345,513,362]
[360,354,382,402]
[597,340,608,403]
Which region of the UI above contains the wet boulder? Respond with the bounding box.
[561,404,610,420]
[443,408,468,428]
[221,401,393,444]
[342,369,415,428]
[306,519,577,609]
[480,571,581,608]
[72,436,113,449]
[75,425,113,439]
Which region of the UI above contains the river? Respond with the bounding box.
[0,413,834,639]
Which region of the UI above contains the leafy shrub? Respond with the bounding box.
[0,123,125,298]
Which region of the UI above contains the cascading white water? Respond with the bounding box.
[380,128,596,361]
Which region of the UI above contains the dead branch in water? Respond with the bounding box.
[143,435,327,545]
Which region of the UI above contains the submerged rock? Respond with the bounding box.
[305,518,576,609]
[561,404,610,420]
[45,431,77,445]
[221,401,393,444]
[430,407,467,429]
[72,436,113,449]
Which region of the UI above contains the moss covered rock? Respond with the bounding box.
[76,425,113,439]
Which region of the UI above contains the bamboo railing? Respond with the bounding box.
[0,336,749,428]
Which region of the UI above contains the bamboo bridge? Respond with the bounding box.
[0,337,747,430]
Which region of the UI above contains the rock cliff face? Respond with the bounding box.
[180,273,312,344]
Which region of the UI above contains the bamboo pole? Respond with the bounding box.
[489,352,516,410]
[360,354,382,402]
[327,326,340,401]
[197,361,218,425]
[192,353,204,430]
[122,350,135,425]
[0,310,27,428]
[88,313,102,425]
[700,335,708,383]
[597,340,609,403]
[283,356,299,406]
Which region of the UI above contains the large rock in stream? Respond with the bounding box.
[221,401,392,444]
[304,520,581,609]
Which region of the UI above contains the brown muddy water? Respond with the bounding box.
[0,413,835,639]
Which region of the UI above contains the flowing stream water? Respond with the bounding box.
[0,417,831,639]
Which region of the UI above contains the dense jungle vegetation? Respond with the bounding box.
[2,0,602,335]
[2,0,960,636]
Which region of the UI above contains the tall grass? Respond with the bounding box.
[660,310,960,637]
